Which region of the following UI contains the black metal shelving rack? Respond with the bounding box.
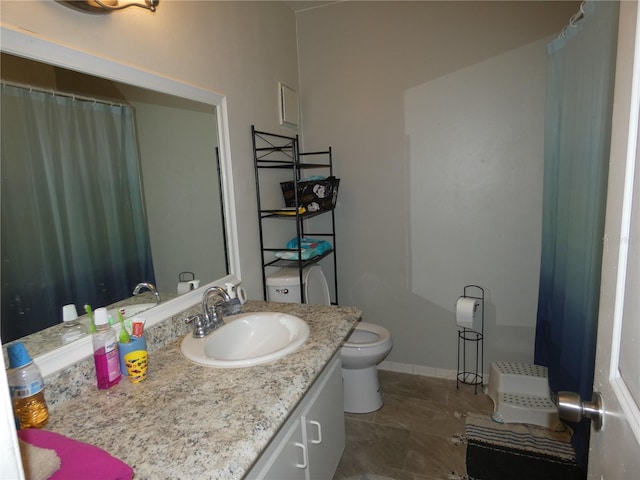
[252,126,339,304]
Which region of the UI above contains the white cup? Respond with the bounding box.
[62,304,78,322]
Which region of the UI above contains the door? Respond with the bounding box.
[588,1,640,476]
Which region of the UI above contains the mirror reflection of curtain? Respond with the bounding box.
[1,85,155,342]
[534,0,619,471]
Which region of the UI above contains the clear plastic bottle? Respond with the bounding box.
[92,307,121,389]
[60,303,87,345]
[6,342,49,429]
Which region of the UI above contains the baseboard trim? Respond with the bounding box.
[379,360,490,384]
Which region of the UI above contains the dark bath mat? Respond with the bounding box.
[465,413,585,480]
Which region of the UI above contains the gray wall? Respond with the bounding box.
[1,0,581,376]
[295,1,580,376]
[132,101,225,294]
[0,0,301,307]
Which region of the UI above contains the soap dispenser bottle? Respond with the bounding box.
[222,283,242,316]
[92,307,121,389]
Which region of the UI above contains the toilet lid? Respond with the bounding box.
[304,265,330,305]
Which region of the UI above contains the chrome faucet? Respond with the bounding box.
[201,286,231,332]
[184,286,230,338]
[132,282,161,305]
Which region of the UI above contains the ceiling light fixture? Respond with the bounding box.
[59,0,159,14]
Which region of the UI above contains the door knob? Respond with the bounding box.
[557,391,604,431]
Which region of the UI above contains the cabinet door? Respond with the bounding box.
[248,416,307,480]
[302,357,345,480]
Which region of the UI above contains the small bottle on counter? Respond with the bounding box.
[92,307,121,389]
[6,342,49,429]
[59,303,87,345]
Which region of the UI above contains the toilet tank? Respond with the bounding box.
[266,268,303,303]
[265,266,330,305]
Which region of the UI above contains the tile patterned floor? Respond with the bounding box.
[333,370,494,480]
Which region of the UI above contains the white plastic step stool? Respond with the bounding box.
[487,361,563,430]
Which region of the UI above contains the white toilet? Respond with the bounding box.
[265,265,330,305]
[341,322,393,413]
[265,266,393,414]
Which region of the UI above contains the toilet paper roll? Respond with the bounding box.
[456,297,479,330]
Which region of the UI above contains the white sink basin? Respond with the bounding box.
[180,312,310,368]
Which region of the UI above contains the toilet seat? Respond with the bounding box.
[304,265,330,305]
[344,322,391,348]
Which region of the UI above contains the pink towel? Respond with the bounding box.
[17,429,133,480]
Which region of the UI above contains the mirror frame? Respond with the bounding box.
[0,24,241,376]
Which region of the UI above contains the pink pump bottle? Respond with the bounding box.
[92,307,121,389]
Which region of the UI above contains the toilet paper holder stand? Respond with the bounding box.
[456,284,485,394]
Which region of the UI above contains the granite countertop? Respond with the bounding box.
[44,300,361,479]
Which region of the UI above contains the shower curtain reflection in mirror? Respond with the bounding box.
[1,85,155,342]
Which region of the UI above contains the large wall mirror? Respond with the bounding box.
[0,26,240,376]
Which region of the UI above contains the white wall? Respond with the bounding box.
[0,0,300,301]
[295,1,580,374]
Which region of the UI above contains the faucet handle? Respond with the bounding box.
[184,314,206,338]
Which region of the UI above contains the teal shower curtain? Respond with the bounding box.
[1,85,155,342]
[534,0,619,471]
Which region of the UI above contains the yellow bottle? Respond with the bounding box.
[6,342,49,429]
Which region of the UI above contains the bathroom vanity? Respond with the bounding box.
[246,354,344,479]
[41,300,361,479]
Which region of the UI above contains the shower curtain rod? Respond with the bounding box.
[1,80,128,108]
[559,0,587,38]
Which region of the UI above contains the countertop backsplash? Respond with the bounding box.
[44,302,199,409]
[43,300,359,409]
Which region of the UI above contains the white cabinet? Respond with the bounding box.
[253,416,307,480]
[247,354,345,480]
[302,356,345,479]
